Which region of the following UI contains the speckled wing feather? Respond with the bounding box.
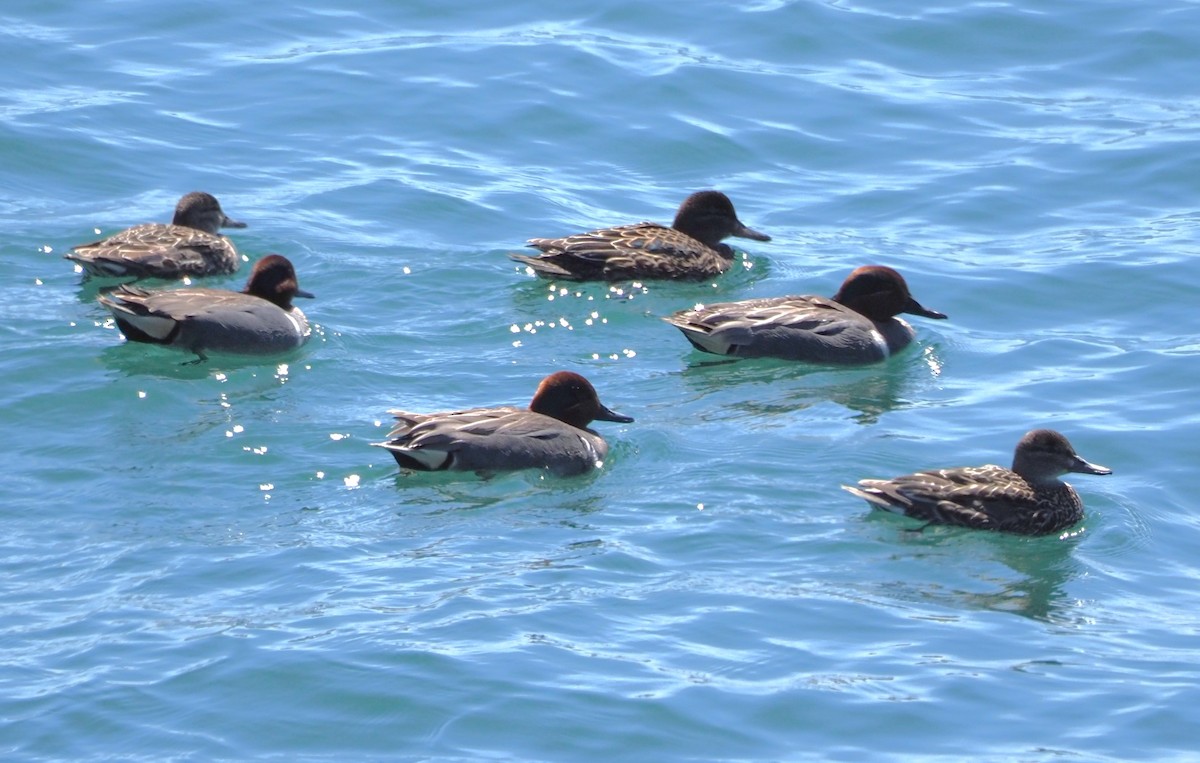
[515,222,729,281]
[857,465,1020,525]
[68,224,240,278]
[848,464,1083,534]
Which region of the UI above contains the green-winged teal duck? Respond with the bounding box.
[843,429,1112,535]
[374,371,634,476]
[664,265,946,364]
[511,190,770,282]
[97,254,312,362]
[67,191,246,279]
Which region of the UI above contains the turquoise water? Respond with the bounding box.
[3,0,1199,759]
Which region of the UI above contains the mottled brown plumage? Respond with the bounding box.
[511,190,770,282]
[67,191,246,279]
[843,429,1111,535]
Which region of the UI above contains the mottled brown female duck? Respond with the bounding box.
[511,190,770,281]
[67,191,246,279]
[843,429,1112,535]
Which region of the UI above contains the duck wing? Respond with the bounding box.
[69,224,239,278]
[376,407,601,474]
[99,286,304,354]
[846,465,1041,529]
[515,223,726,281]
[666,296,888,362]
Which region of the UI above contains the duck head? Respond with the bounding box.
[832,265,947,322]
[174,191,247,234]
[672,190,771,248]
[529,371,634,430]
[242,254,314,309]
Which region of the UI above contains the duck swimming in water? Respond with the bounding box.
[665,265,946,364]
[842,429,1112,535]
[67,191,246,279]
[374,371,634,477]
[512,190,770,282]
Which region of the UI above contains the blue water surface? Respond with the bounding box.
[3,0,1200,760]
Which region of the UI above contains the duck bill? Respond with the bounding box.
[1071,455,1112,475]
[222,215,248,229]
[733,221,771,242]
[594,404,634,424]
[293,287,316,299]
[904,297,947,320]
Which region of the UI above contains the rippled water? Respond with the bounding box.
[4,1,1200,760]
